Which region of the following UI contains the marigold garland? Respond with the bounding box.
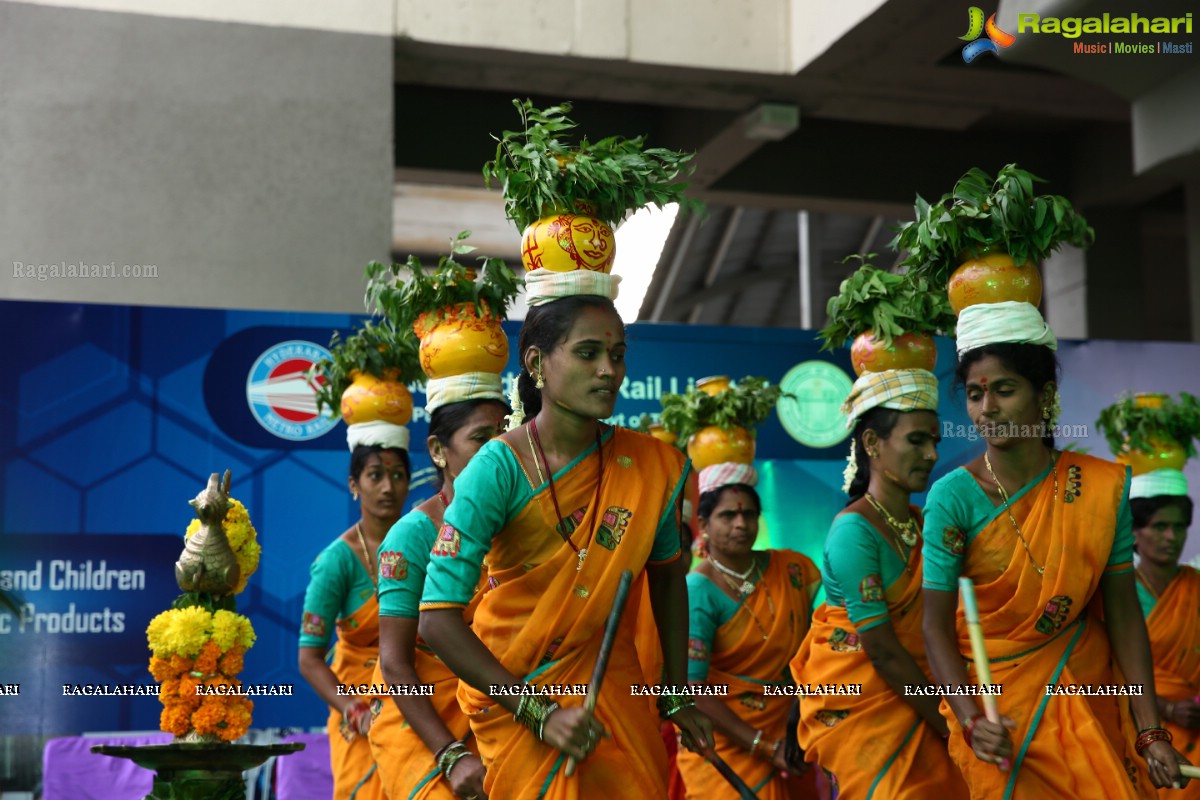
[146,606,256,742]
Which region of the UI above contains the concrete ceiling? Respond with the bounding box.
[389,0,1198,336]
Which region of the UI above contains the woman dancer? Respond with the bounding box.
[419,269,711,798]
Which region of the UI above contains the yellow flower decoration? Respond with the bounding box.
[163,606,212,657]
[211,610,256,652]
[185,498,261,594]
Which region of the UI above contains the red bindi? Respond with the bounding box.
[979,377,988,385]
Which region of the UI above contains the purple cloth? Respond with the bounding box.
[43,733,172,800]
[275,732,332,800]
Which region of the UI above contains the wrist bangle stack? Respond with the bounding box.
[657,693,696,720]
[437,740,471,781]
[962,715,985,749]
[1135,726,1173,756]
[515,695,559,741]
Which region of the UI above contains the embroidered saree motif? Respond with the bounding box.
[827,628,862,653]
[302,611,327,639]
[595,506,632,550]
[859,574,884,603]
[688,637,709,662]
[738,691,767,712]
[787,561,805,590]
[815,709,850,728]
[432,524,462,557]
[555,506,587,537]
[1035,595,1073,635]
[1065,464,1083,504]
[943,525,966,555]
[379,550,407,581]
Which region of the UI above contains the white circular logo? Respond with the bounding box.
[777,361,854,448]
[246,340,339,441]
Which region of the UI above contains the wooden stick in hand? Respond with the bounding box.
[565,570,633,777]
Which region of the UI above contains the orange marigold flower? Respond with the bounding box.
[159,678,181,702]
[194,640,221,675]
[191,697,225,736]
[218,647,245,677]
[148,656,174,682]
[160,704,191,737]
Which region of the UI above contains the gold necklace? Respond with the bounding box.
[863,493,919,547]
[1135,566,1177,600]
[354,522,378,588]
[712,559,774,641]
[983,452,1056,576]
[709,554,757,595]
[524,423,547,486]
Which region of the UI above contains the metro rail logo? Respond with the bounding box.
[245,340,339,441]
[960,7,1016,63]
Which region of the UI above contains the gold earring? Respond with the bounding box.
[1043,406,1051,420]
[867,449,879,459]
[433,457,446,468]
[535,373,545,390]
[351,490,359,501]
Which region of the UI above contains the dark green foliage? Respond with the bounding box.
[483,99,699,232]
[1096,393,1200,458]
[819,256,957,350]
[659,377,784,443]
[892,164,1094,283]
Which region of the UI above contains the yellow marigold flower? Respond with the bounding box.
[163,606,212,658]
[146,610,176,658]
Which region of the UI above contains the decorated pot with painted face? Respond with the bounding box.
[520,202,615,274]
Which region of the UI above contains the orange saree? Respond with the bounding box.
[1144,566,1200,798]
[791,517,967,799]
[677,551,821,800]
[327,598,385,800]
[427,428,690,799]
[924,452,1153,800]
[368,641,477,800]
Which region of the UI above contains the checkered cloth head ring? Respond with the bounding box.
[424,372,506,414]
[524,268,621,307]
[841,368,939,430]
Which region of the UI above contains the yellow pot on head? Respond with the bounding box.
[340,369,413,426]
[849,331,937,377]
[1116,434,1187,476]
[648,423,678,446]
[1133,393,1167,410]
[414,303,508,380]
[520,204,616,274]
[947,251,1043,315]
[687,425,755,471]
[696,376,732,396]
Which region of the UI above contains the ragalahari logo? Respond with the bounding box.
[961,7,1016,62]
